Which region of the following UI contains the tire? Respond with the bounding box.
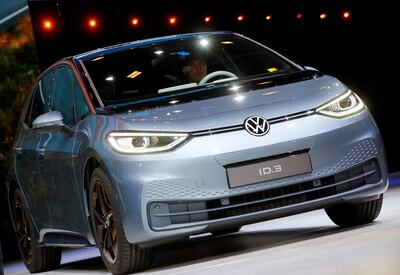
[325,194,383,227]
[88,167,152,275]
[11,188,61,273]
[211,226,241,236]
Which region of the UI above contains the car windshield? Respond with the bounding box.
[82,33,300,106]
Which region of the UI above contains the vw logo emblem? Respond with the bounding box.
[244,116,270,136]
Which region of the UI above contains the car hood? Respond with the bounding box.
[109,74,348,132]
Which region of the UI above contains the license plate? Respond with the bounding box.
[227,153,312,188]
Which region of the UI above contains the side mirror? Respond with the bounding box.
[32,111,73,135]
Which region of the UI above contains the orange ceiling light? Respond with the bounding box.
[88,18,98,29]
[342,11,351,20]
[169,17,177,25]
[42,19,53,30]
[131,17,140,26]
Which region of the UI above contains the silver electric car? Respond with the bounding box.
[7,32,387,274]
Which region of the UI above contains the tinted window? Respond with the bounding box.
[50,67,75,126]
[24,85,37,126]
[30,85,47,126]
[40,70,54,111]
[73,79,90,121]
[26,71,54,127]
[83,34,298,105]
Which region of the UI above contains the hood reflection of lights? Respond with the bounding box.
[229,85,240,91]
[233,95,245,102]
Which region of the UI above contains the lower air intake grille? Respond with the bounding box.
[149,159,381,228]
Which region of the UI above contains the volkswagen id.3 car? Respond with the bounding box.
[6,32,387,274]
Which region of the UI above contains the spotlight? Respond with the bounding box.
[266,15,272,21]
[200,38,209,47]
[320,13,327,20]
[88,18,98,29]
[42,19,53,30]
[237,15,245,22]
[204,16,211,23]
[131,17,140,26]
[169,17,177,25]
[342,11,351,20]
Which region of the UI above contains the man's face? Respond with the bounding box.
[183,59,207,83]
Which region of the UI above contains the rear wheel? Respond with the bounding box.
[89,167,151,275]
[12,188,61,273]
[325,194,383,227]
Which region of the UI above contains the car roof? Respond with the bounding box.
[73,31,237,61]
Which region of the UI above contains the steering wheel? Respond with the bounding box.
[198,71,238,85]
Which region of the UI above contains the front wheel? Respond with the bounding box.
[11,188,61,273]
[88,167,151,275]
[325,194,383,227]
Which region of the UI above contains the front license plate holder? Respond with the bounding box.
[227,153,312,188]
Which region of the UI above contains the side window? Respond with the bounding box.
[40,70,54,111]
[30,85,47,127]
[26,71,54,127]
[50,67,75,127]
[24,85,37,126]
[73,78,91,121]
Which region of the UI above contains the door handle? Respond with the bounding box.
[14,147,23,157]
[37,148,45,159]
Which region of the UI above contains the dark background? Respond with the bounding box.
[27,0,398,171]
[2,0,398,261]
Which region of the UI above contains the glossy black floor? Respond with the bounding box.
[5,185,400,275]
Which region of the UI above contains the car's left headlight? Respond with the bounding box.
[316,90,365,118]
[107,132,189,154]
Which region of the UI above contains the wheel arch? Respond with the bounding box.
[6,177,19,228]
[81,150,120,244]
[6,176,41,242]
[81,150,131,246]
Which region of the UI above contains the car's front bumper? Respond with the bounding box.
[102,108,388,246]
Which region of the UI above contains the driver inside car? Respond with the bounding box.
[182,56,208,84]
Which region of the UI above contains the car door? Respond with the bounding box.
[14,71,54,231]
[37,66,87,233]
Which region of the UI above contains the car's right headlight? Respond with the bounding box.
[107,132,189,154]
[316,90,365,118]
